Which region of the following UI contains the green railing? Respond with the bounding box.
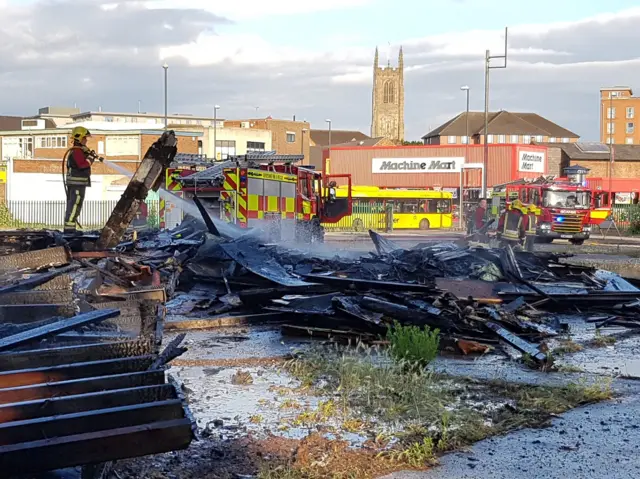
[0,200,160,230]
[607,204,640,234]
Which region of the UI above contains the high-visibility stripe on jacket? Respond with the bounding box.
[526,213,537,236]
[502,210,524,241]
[65,146,92,187]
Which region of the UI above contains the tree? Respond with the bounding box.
[402,140,423,145]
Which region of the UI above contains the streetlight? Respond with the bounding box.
[301,128,308,158]
[162,63,168,130]
[460,85,470,231]
[482,27,508,197]
[325,119,332,160]
[213,105,220,161]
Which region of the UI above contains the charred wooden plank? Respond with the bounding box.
[0,264,81,296]
[0,399,184,446]
[484,321,547,362]
[0,246,71,273]
[165,312,285,331]
[0,340,154,372]
[0,355,154,389]
[0,384,175,423]
[303,274,434,292]
[0,309,120,352]
[0,304,75,324]
[0,289,74,306]
[0,370,164,405]
[0,418,193,475]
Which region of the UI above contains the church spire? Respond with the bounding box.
[398,46,403,71]
[374,46,379,69]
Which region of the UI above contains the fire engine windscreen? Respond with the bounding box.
[542,190,591,209]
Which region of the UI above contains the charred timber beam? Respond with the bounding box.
[164,312,286,331]
[0,289,74,306]
[0,370,164,405]
[0,304,75,324]
[0,399,184,446]
[0,246,71,273]
[0,418,193,475]
[0,340,154,372]
[0,355,154,389]
[0,264,81,296]
[484,321,547,362]
[361,296,456,331]
[303,274,435,292]
[192,195,222,237]
[0,309,120,353]
[97,132,177,249]
[0,383,175,423]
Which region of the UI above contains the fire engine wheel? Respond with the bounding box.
[569,239,584,246]
[419,219,431,230]
[352,218,365,232]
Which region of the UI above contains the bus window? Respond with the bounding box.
[436,200,451,213]
[418,200,427,212]
[402,201,419,213]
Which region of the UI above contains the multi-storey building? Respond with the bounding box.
[600,87,639,145]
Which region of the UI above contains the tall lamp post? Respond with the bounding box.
[213,105,220,160]
[325,119,332,159]
[301,128,308,158]
[482,27,508,198]
[162,63,169,130]
[460,85,470,231]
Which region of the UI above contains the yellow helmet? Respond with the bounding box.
[71,126,91,143]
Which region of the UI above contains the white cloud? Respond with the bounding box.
[145,0,372,20]
[1,2,640,142]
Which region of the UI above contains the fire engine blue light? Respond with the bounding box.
[557,216,564,222]
[240,176,247,182]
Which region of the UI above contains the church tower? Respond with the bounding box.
[371,46,404,144]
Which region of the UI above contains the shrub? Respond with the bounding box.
[387,321,440,367]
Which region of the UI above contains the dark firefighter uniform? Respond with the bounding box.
[497,201,529,247]
[524,206,538,252]
[63,127,98,233]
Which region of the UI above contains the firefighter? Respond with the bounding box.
[524,204,538,252]
[63,126,99,234]
[497,199,529,248]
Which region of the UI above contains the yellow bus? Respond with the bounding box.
[323,186,453,231]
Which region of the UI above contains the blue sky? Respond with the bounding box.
[229,0,640,50]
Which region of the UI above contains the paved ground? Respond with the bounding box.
[383,395,640,479]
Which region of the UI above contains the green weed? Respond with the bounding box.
[387,321,440,368]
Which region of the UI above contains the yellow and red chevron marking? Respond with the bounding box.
[220,191,233,222]
[165,169,184,191]
[159,198,166,229]
[223,169,238,192]
[237,187,248,227]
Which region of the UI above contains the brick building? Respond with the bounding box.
[543,142,640,179]
[600,87,640,145]
[309,131,392,170]
[422,111,579,146]
[0,123,200,203]
[223,117,310,160]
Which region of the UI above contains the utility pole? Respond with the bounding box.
[460,86,470,231]
[162,63,168,130]
[213,105,220,161]
[482,27,508,198]
[609,94,614,204]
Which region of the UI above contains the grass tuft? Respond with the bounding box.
[387,322,439,368]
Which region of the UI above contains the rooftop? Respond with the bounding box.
[310,129,371,146]
[541,142,640,161]
[423,111,579,140]
[71,111,220,121]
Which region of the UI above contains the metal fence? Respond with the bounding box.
[0,200,161,230]
[605,204,640,234]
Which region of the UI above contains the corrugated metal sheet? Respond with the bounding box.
[325,145,547,188]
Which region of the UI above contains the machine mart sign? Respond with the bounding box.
[518,150,545,173]
[372,157,463,174]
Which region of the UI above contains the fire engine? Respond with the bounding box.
[218,152,352,243]
[493,176,594,245]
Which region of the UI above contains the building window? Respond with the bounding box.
[447,136,456,144]
[286,132,296,143]
[549,137,557,143]
[17,137,34,158]
[38,135,68,149]
[105,116,114,122]
[627,107,635,119]
[461,136,468,144]
[247,141,266,152]
[607,107,616,119]
[215,140,236,160]
[535,135,543,142]
[562,138,570,143]
[383,80,396,104]
[131,117,138,123]
[606,138,613,144]
[627,122,635,134]
[498,135,506,144]
[486,135,494,143]
[522,135,531,144]
[626,138,634,144]
[510,135,518,143]
[607,123,615,134]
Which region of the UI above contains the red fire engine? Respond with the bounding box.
[219,153,352,243]
[503,176,594,245]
